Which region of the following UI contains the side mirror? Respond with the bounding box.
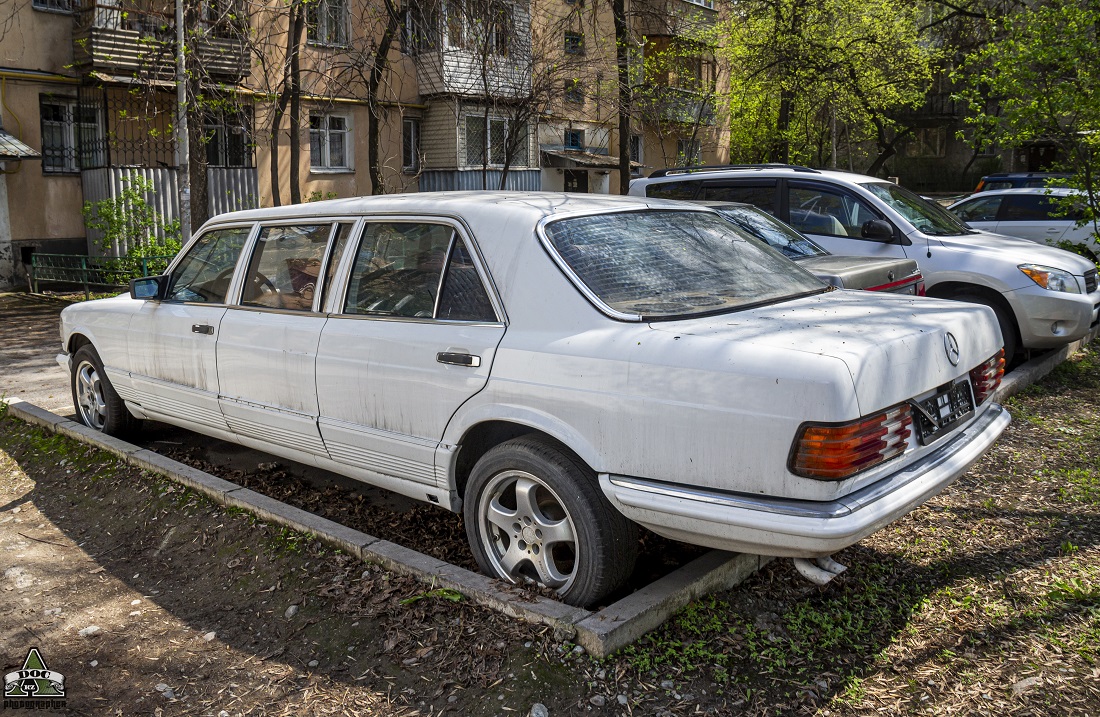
[861,219,895,242]
[130,275,167,301]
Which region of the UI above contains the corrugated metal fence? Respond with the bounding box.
[418,169,542,193]
[81,166,259,255]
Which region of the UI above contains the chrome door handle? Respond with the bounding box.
[437,352,481,367]
[191,324,214,335]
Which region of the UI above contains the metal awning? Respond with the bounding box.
[541,148,643,170]
[0,128,40,160]
[89,71,176,89]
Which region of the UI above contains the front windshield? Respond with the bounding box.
[861,182,972,236]
[542,210,827,320]
[712,206,829,259]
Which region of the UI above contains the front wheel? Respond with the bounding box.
[70,345,141,437]
[464,435,637,608]
[952,293,1019,363]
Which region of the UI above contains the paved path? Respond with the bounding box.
[0,294,71,414]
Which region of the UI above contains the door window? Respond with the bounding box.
[165,227,251,303]
[241,224,333,311]
[953,195,1002,223]
[344,223,454,318]
[788,185,879,238]
[645,180,700,199]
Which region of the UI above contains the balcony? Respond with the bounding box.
[72,1,248,83]
[413,48,531,100]
[638,87,717,127]
[633,0,716,38]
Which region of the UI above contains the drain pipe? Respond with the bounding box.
[792,555,848,586]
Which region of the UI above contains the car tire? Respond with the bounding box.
[464,435,638,608]
[953,292,1018,363]
[70,345,142,437]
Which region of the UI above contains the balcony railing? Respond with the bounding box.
[638,86,717,126]
[72,1,248,82]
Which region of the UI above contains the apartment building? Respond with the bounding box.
[0,0,728,289]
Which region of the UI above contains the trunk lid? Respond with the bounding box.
[797,256,921,292]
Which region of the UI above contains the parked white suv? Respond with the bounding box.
[947,187,1100,255]
[58,192,1010,607]
[630,165,1100,359]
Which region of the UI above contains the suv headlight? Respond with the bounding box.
[1019,264,1081,293]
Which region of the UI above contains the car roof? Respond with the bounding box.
[204,191,707,226]
[957,187,1078,200]
[979,172,1070,179]
[634,164,884,186]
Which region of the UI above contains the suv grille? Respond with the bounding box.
[1086,269,1098,293]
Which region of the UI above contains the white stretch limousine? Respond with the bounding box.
[58,192,1011,606]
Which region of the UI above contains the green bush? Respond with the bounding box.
[82,175,182,280]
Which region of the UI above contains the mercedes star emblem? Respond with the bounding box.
[944,332,961,366]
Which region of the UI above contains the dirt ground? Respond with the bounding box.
[1,292,1099,715]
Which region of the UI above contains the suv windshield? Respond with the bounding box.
[711,206,828,259]
[861,182,972,237]
[542,210,826,320]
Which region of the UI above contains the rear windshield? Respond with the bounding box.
[542,210,826,320]
[712,206,828,259]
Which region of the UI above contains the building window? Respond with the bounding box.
[677,138,701,165]
[40,97,101,173]
[307,0,348,46]
[629,134,642,164]
[443,0,513,56]
[681,0,714,8]
[465,115,526,166]
[310,114,351,170]
[204,112,252,168]
[32,0,71,12]
[403,118,421,173]
[564,31,584,55]
[564,78,584,104]
[904,127,947,158]
[564,129,584,150]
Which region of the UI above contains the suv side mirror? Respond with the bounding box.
[130,275,167,301]
[861,219,895,242]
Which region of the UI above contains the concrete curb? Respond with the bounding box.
[995,330,1096,403]
[1,397,766,658]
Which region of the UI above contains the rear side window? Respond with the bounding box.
[953,196,1002,223]
[701,181,777,214]
[1001,195,1056,221]
[645,180,701,199]
[437,241,497,321]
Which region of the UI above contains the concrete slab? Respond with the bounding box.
[221,487,377,557]
[996,330,1096,402]
[4,397,70,429]
[128,448,244,500]
[56,419,142,460]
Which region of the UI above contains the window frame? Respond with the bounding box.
[163,223,257,306]
[309,112,353,172]
[402,117,421,173]
[32,0,72,13]
[204,111,253,168]
[306,0,349,47]
[237,222,338,313]
[463,114,527,168]
[564,129,584,150]
[40,97,79,174]
[564,31,585,55]
[786,180,888,241]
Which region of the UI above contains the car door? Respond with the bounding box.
[315,219,506,495]
[126,225,252,434]
[215,221,353,459]
[784,181,908,260]
[995,195,1068,244]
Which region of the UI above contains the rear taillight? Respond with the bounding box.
[969,349,1005,404]
[916,278,926,296]
[790,404,913,480]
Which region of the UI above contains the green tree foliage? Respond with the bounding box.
[719,0,937,171]
[956,0,1100,260]
[82,176,182,279]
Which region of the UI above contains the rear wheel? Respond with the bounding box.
[70,345,141,437]
[464,435,637,608]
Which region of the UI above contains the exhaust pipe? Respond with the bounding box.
[792,555,848,586]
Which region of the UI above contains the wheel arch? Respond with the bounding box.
[447,414,601,501]
[925,281,1021,351]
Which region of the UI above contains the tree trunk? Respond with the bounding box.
[288,5,305,204]
[367,0,400,195]
[612,0,631,194]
